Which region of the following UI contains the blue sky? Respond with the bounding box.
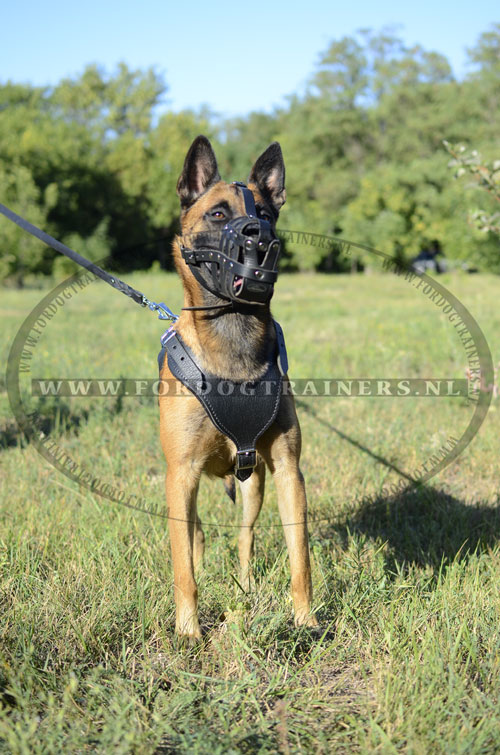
[1,0,498,118]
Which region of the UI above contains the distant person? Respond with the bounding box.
[411,240,446,274]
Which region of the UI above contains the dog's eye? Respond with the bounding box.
[258,210,272,222]
[210,210,226,220]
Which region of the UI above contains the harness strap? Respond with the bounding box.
[158,322,288,481]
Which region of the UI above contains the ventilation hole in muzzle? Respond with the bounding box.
[243,227,259,238]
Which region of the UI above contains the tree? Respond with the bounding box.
[466,23,500,73]
[444,142,500,238]
[341,154,499,271]
[0,163,57,283]
[1,27,500,280]
[0,65,168,277]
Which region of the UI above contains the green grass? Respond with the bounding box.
[1,271,499,753]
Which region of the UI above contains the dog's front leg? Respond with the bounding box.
[273,462,317,627]
[166,468,202,639]
[260,408,318,628]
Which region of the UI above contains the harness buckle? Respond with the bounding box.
[160,325,177,347]
[235,449,257,471]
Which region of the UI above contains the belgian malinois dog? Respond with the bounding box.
[159,136,317,639]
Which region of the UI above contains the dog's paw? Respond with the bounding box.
[175,615,202,644]
[175,634,203,650]
[174,628,203,649]
[294,610,319,629]
[239,570,256,593]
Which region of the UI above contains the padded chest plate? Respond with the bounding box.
[158,322,288,481]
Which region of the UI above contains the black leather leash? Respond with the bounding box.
[0,202,230,320]
[0,202,148,305]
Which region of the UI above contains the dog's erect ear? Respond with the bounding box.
[248,142,286,214]
[177,135,221,209]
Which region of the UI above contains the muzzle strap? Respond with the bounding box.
[231,181,257,217]
[180,182,281,305]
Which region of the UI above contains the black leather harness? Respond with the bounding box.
[158,321,288,481]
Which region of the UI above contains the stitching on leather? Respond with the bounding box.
[166,332,282,450]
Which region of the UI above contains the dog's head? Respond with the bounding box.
[174,136,286,306]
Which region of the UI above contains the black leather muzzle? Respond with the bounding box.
[181,182,281,305]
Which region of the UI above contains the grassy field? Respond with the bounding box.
[1,271,499,753]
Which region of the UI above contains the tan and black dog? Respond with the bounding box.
[159,136,317,638]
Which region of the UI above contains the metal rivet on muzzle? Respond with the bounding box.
[180,182,281,305]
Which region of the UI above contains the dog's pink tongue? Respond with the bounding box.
[233,276,243,291]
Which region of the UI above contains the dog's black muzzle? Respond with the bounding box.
[181,182,281,305]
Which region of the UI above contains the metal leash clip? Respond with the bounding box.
[142,297,179,322]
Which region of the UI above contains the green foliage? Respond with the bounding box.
[147,110,216,230]
[50,62,166,137]
[444,141,500,240]
[0,64,167,279]
[52,219,111,279]
[1,27,500,280]
[0,163,57,282]
[466,22,500,73]
[341,154,499,270]
[271,26,499,272]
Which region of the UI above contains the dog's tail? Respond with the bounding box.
[223,474,236,503]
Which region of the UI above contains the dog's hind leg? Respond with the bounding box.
[166,469,202,639]
[192,507,205,571]
[184,480,204,571]
[223,474,236,503]
[238,459,265,592]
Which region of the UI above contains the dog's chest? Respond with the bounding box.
[158,322,288,481]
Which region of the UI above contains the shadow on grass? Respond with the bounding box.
[0,388,132,450]
[297,400,500,570]
[338,486,500,571]
[0,399,90,450]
